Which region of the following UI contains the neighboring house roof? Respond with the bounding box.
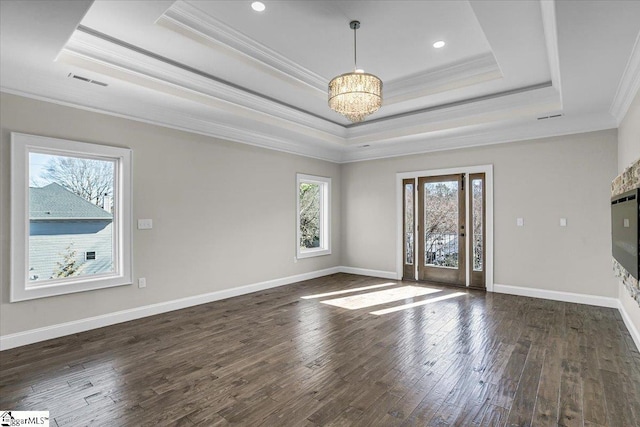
[30,183,112,220]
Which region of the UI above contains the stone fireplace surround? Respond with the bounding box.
[612,157,640,307]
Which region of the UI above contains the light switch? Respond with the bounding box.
[560,218,567,227]
[516,218,524,227]
[138,219,153,230]
[624,218,630,228]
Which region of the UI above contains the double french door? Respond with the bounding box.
[403,173,485,288]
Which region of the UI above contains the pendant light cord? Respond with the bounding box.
[353,25,358,71]
[349,21,361,71]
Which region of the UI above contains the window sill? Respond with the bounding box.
[296,248,332,259]
[12,275,132,302]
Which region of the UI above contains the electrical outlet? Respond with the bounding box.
[138,277,146,288]
[516,218,524,227]
[560,218,567,227]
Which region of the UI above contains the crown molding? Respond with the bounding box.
[346,83,559,143]
[384,53,502,104]
[610,29,640,125]
[2,86,615,165]
[46,28,582,167]
[340,111,616,163]
[61,27,548,148]
[158,0,327,93]
[61,28,346,139]
[540,0,563,107]
[0,87,345,163]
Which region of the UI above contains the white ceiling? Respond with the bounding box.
[1,0,639,162]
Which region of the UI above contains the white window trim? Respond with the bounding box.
[296,173,331,259]
[10,133,133,301]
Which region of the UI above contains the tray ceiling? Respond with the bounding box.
[1,0,639,162]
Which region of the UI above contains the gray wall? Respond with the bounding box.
[617,90,640,334]
[0,91,625,338]
[341,129,619,297]
[0,93,341,335]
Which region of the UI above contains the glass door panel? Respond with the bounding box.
[402,179,415,280]
[417,174,465,285]
[470,173,486,288]
[424,180,459,267]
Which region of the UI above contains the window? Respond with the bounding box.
[296,174,331,259]
[11,133,132,301]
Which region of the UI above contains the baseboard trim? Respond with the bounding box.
[492,283,619,308]
[0,266,341,351]
[339,266,399,280]
[618,300,640,352]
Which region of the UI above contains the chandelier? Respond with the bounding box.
[328,21,382,123]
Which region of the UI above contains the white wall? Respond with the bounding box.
[341,130,619,298]
[0,93,341,336]
[617,90,640,337]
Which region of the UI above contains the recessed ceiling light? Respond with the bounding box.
[433,40,446,49]
[251,2,266,12]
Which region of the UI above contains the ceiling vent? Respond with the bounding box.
[68,73,108,87]
[537,113,563,120]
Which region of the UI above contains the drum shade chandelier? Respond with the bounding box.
[328,20,383,123]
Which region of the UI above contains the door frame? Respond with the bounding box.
[396,165,494,291]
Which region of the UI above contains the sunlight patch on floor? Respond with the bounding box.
[301,282,397,299]
[370,292,466,315]
[320,286,441,310]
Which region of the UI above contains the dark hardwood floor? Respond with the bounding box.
[1,273,639,426]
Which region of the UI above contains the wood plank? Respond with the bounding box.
[600,369,636,426]
[531,338,563,426]
[478,404,508,427]
[505,345,544,426]
[488,339,531,408]
[0,274,639,426]
[558,359,583,427]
